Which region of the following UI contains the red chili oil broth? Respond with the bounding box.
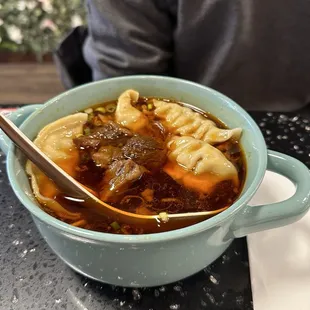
[49,97,246,234]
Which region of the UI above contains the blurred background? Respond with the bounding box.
[0,0,86,105]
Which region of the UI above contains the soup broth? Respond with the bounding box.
[28,91,246,234]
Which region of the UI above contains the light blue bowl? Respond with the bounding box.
[1,76,309,287]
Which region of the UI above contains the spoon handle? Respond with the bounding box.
[0,112,87,199]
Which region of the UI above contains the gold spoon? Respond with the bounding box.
[0,112,227,233]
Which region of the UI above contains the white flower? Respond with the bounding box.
[40,19,58,32]
[26,1,36,10]
[39,0,53,13]
[6,25,23,44]
[71,14,83,27]
[17,0,26,11]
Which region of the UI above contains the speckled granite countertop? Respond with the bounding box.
[0,109,309,310]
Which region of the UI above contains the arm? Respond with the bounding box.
[83,0,174,80]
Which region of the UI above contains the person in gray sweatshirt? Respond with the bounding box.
[81,0,310,112]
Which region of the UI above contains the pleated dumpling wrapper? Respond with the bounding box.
[164,136,239,194]
[115,89,149,132]
[154,100,242,144]
[26,113,88,221]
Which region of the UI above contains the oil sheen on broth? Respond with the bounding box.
[27,90,245,235]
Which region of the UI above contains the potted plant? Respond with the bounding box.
[0,0,85,63]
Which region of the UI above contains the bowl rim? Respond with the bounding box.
[7,75,267,244]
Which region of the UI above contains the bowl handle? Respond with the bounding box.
[0,105,42,155]
[231,150,310,238]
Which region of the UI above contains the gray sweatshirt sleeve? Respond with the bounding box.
[83,0,173,81]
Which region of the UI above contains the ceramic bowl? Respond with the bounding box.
[1,76,309,287]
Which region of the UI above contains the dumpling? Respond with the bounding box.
[26,113,88,220]
[154,100,242,144]
[115,89,148,132]
[166,136,238,178]
[163,136,239,194]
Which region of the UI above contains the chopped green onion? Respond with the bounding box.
[84,108,93,114]
[81,153,90,162]
[106,103,116,113]
[158,212,169,223]
[95,107,106,113]
[88,113,94,122]
[84,127,91,135]
[111,221,120,230]
[121,227,129,234]
[147,103,153,110]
